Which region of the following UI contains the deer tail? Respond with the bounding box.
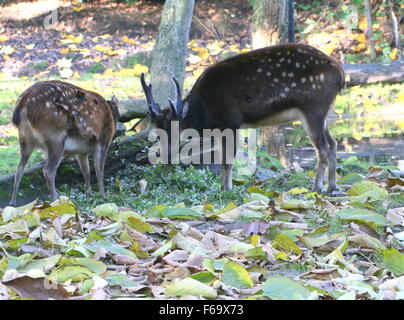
[12,94,29,126]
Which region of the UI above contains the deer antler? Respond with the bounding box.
[172,77,183,115]
[140,73,162,119]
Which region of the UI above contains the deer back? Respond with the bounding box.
[13,81,119,148]
[183,43,345,130]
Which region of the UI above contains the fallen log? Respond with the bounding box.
[343,60,404,87]
[0,131,151,207]
[118,61,404,122]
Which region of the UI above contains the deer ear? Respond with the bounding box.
[111,95,119,105]
[181,101,189,119]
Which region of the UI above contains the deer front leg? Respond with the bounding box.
[306,121,330,193]
[76,153,91,196]
[94,143,108,198]
[10,139,35,206]
[44,138,65,202]
[221,164,233,191]
[324,125,337,194]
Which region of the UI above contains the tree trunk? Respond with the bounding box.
[364,0,376,61]
[388,0,402,60]
[150,0,195,107]
[288,0,295,42]
[251,0,289,165]
[251,0,289,49]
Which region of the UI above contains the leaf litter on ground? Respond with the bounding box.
[0,164,403,300]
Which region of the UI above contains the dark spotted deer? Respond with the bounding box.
[9,81,120,206]
[141,43,345,193]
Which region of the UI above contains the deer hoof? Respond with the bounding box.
[327,188,343,197]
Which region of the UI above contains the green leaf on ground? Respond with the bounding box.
[382,248,404,276]
[273,234,302,255]
[262,277,312,300]
[336,208,388,228]
[165,277,217,298]
[161,207,203,219]
[221,261,253,289]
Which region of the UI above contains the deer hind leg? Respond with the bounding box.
[94,143,108,198]
[10,138,35,206]
[43,136,65,202]
[76,154,91,196]
[303,116,330,193]
[324,123,337,194]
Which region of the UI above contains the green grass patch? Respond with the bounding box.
[59,164,249,213]
[0,146,43,176]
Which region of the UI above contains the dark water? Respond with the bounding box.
[260,116,404,168]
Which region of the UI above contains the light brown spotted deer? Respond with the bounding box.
[141,43,345,194]
[10,81,120,206]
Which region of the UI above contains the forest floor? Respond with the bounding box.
[0,0,403,301]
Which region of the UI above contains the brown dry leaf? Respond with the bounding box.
[366,167,385,179]
[199,230,239,257]
[112,254,137,265]
[386,208,404,226]
[173,233,200,253]
[89,289,108,300]
[386,177,404,188]
[261,243,278,264]
[93,247,108,260]
[176,222,204,240]
[314,239,345,253]
[300,268,339,280]
[243,220,270,235]
[163,266,190,282]
[149,263,174,275]
[162,250,189,267]
[185,252,205,269]
[124,224,159,251]
[3,276,70,300]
